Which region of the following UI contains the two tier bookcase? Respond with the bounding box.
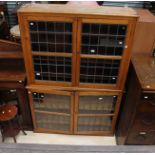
[18,4,138,135]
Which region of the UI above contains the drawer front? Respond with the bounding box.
[127,110,155,144]
[127,130,155,145]
[138,93,155,113]
[132,112,155,131]
[0,89,18,105]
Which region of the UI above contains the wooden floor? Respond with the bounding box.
[0,144,155,153]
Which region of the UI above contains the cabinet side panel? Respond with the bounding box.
[116,63,141,145]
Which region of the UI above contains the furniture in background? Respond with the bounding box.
[18,4,137,135]
[0,39,32,130]
[0,104,26,143]
[0,3,10,40]
[10,25,20,43]
[131,9,155,56]
[144,2,155,15]
[116,54,155,145]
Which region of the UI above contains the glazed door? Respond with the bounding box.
[20,15,77,86]
[76,18,134,90]
[74,91,121,135]
[28,89,74,134]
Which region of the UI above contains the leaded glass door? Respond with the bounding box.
[74,91,121,135]
[28,89,74,134]
[25,16,77,86]
[76,18,132,89]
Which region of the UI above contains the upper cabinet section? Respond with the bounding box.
[18,4,138,90]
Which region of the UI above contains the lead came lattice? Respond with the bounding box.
[29,21,72,53]
[81,23,127,56]
[33,55,72,82]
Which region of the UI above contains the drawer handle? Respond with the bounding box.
[10,89,16,92]
[139,132,146,135]
[142,118,153,125]
[135,134,146,141]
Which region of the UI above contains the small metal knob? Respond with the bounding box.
[36,73,41,76]
[98,97,103,101]
[144,96,148,99]
[90,49,95,53]
[30,22,34,26]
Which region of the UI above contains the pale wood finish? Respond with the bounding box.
[34,110,70,116]
[74,91,122,134]
[116,20,137,90]
[18,4,138,135]
[18,4,137,18]
[76,18,137,90]
[28,89,74,134]
[18,15,77,87]
[32,52,72,57]
[27,84,123,93]
[80,54,122,60]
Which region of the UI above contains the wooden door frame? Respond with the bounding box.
[18,14,78,87]
[74,91,122,135]
[27,88,74,134]
[75,18,137,90]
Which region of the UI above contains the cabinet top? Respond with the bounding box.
[132,55,155,91]
[18,4,138,18]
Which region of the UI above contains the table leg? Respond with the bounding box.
[16,88,32,130]
[13,136,16,143]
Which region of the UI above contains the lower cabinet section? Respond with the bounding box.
[28,87,122,135]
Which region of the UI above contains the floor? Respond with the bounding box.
[0,131,116,145]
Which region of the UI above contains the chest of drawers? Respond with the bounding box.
[116,55,155,144]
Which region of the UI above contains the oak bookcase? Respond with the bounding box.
[18,4,137,135]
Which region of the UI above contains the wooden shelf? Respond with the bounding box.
[0,51,23,59]
[0,69,26,81]
[0,39,23,59]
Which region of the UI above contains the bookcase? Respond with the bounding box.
[18,4,137,135]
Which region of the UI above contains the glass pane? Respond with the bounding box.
[79,95,117,114]
[80,58,120,84]
[35,112,70,131]
[29,21,72,53]
[81,23,127,56]
[33,56,72,82]
[32,92,71,114]
[77,116,112,131]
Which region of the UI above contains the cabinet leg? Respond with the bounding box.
[22,129,27,135]
[2,135,4,143]
[13,136,16,143]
